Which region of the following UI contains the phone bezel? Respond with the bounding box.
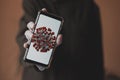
[24,10,64,68]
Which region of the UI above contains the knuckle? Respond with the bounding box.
[24,30,29,36]
[27,21,34,29]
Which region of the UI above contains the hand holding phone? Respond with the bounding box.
[24,8,62,48]
[23,9,64,70]
[24,22,62,49]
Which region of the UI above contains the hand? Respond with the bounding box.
[23,8,62,48]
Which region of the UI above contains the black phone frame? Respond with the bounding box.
[24,10,64,68]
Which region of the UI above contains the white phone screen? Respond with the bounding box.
[26,14,61,65]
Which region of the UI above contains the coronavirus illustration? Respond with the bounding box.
[31,26,56,52]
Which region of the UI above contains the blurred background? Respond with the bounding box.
[0,0,120,80]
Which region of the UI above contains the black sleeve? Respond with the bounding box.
[16,0,43,64]
[88,2,104,80]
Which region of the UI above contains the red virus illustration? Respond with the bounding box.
[31,26,56,52]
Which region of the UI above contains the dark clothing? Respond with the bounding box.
[16,0,104,80]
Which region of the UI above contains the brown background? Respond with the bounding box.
[0,0,120,80]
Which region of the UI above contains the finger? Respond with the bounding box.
[56,34,62,46]
[24,30,33,40]
[41,8,47,12]
[35,64,46,71]
[23,41,29,48]
[27,21,35,32]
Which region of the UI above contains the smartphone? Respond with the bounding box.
[24,10,64,69]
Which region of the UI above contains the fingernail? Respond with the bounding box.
[23,43,27,48]
[42,8,47,12]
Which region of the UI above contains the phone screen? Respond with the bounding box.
[26,13,62,66]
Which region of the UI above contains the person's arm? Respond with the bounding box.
[16,0,42,64]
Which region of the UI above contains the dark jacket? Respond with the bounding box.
[16,0,104,80]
